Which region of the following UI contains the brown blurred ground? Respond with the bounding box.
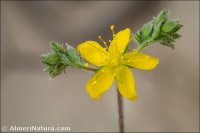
[1,1,199,132]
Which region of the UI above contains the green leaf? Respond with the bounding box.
[134,31,143,45]
[66,44,83,67]
[154,9,170,25]
[162,20,183,34]
[49,41,66,53]
[45,63,67,78]
[160,42,175,49]
[171,33,181,39]
[141,21,153,39]
[152,20,164,39]
[59,53,71,65]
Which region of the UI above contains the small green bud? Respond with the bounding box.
[134,9,182,50]
[41,41,86,78]
[40,52,60,66]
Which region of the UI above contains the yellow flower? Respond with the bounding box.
[77,26,159,100]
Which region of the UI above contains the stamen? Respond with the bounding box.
[128,33,134,44]
[110,25,115,39]
[130,33,134,40]
[99,35,108,49]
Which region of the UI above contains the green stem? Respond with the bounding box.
[82,66,97,72]
[136,46,143,52]
[136,40,155,52]
[136,45,145,52]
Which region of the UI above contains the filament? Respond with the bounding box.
[110,25,115,39]
[99,35,108,49]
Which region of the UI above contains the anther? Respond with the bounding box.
[84,63,89,67]
[110,25,115,30]
[92,81,97,85]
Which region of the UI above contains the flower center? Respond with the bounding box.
[109,55,123,66]
[110,57,119,66]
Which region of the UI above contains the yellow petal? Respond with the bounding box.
[108,28,131,55]
[77,41,110,66]
[116,65,137,100]
[122,51,159,70]
[86,66,115,100]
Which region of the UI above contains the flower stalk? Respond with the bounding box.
[117,89,124,133]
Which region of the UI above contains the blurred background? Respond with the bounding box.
[1,1,199,132]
